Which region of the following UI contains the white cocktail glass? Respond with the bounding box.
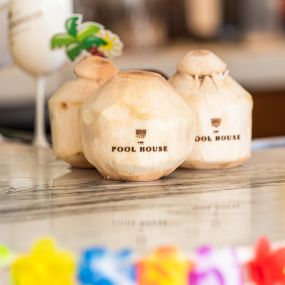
[9,0,72,148]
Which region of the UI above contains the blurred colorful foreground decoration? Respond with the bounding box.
[1,237,285,285]
[11,238,75,285]
[51,15,123,61]
[247,237,285,285]
[189,246,242,285]
[78,247,136,285]
[0,245,14,285]
[137,246,191,285]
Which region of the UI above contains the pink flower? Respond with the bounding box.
[189,246,243,285]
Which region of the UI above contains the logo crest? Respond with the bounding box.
[136,129,147,139]
[211,118,222,128]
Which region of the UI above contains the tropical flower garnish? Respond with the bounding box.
[11,238,76,285]
[51,15,123,61]
[97,30,123,58]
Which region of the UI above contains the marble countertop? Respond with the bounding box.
[1,141,285,254]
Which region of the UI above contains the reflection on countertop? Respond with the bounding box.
[1,141,285,254]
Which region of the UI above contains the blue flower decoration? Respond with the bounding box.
[78,247,136,285]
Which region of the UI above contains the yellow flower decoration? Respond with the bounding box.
[97,30,123,58]
[11,238,75,285]
[137,246,192,285]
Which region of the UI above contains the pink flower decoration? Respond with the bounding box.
[189,246,243,285]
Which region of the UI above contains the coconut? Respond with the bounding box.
[49,56,119,168]
[170,50,253,169]
[80,70,197,181]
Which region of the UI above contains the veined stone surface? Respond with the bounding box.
[0,141,285,254]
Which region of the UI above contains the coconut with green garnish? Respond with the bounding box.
[49,56,118,168]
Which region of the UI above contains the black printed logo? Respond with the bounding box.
[136,129,147,139]
[211,118,222,128]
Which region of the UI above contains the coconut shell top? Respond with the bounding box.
[177,50,227,76]
[74,56,119,83]
[82,70,190,120]
[49,79,99,105]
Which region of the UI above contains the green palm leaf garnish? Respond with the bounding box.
[66,43,83,61]
[77,24,103,43]
[65,15,80,37]
[51,14,123,61]
[82,36,107,50]
[51,34,77,49]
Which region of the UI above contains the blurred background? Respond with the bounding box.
[1,0,285,142]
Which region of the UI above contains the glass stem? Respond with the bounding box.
[33,76,49,148]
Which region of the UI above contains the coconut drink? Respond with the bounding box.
[170,50,253,169]
[80,70,197,181]
[49,56,119,168]
[49,15,123,168]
